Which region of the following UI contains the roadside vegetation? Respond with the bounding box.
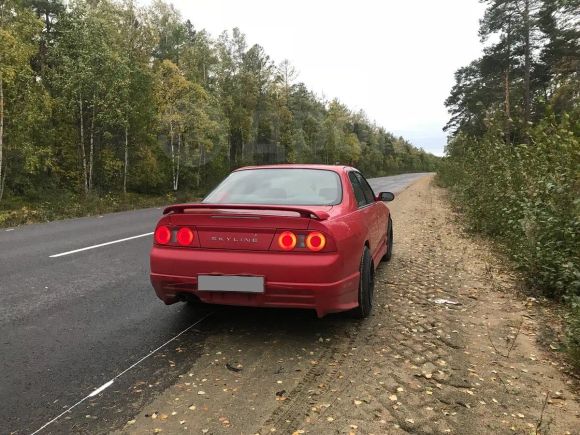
[438,0,579,367]
[0,0,438,226]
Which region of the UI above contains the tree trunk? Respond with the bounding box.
[170,121,175,190]
[229,128,243,169]
[0,73,4,202]
[0,161,6,202]
[504,14,512,143]
[123,125,128,194]
[79,93,88,194]
[174,133,181,191]
[89,95,96,191]
[197,143,204,189]
[523,0,531,141]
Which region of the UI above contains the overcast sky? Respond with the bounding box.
[150,0,486,156]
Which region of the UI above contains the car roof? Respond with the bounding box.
[234,164,354,173]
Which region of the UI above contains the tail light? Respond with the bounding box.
[272,230,333,252]
[278,231,297,251]
[154,225,171,244]
[306,232,326,251]
[177,227,194,246]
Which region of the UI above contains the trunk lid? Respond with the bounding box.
[168,207,332,251]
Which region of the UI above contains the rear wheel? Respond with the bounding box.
[351,246,374,318]
[382,217,393,262]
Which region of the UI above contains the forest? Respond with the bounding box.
[0,0,438,222]
[439,0,579,364]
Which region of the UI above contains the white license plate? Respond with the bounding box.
[197,275,264,293]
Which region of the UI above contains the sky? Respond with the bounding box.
[148,0,486,156]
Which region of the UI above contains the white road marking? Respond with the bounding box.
[49,232,153,258]
[88,380,114,397]
[30,311,215,435]
[5,228,14,231]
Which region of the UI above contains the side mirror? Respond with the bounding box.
[377,191,395,202]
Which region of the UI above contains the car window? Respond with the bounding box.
[354,172,376,204]
[203,168,342,206]
[348,172,367,208]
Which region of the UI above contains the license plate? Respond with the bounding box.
[197,275,264,293]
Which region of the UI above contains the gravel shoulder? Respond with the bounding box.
[115,175,579,435]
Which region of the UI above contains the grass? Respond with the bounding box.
[0,190,201,228]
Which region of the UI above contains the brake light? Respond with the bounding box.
[278,231,297,251]
[176,227,194,246]
[306,232,326,251]
[154,225,171,244]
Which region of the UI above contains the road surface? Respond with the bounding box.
[0,172,429,434]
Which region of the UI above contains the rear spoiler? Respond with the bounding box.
[162,203,330,220]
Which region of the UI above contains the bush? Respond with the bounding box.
[440,109,580,366]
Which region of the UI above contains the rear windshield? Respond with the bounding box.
[203,169,342,206]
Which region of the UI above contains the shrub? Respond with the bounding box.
[440,109,580,366]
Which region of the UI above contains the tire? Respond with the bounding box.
[382,217,393,262]
[351,246,374,318]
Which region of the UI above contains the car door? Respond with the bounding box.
[353,171,383,259]
[347,171,376,253]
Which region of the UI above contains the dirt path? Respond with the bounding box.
[116,176,578,435]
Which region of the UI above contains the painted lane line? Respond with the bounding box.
[49,232,153,258]
[30,311,216,435]
[88,380,114,398]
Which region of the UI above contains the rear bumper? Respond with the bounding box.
[150,247,359,317]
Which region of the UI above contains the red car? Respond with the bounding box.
[150,164,394,318]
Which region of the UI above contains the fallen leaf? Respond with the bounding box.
[226,363,242,373]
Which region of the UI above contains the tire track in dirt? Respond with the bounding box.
[258,325,361,433]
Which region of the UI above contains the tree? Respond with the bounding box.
[0,0,43,201]
[0,0,437,203]
[154,59,191,191]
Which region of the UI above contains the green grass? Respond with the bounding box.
[0,191,201,228]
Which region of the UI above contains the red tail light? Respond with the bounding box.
[177,227,194,246]
[154,225,171,244]
[278,231,297,251]
[306,232,326,251]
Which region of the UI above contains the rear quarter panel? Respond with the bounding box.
[320,171,370,278]
[325,170,390,275]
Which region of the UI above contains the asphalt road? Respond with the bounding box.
[0,172,430,434]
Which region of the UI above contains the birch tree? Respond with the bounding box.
[154,59,190,191]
